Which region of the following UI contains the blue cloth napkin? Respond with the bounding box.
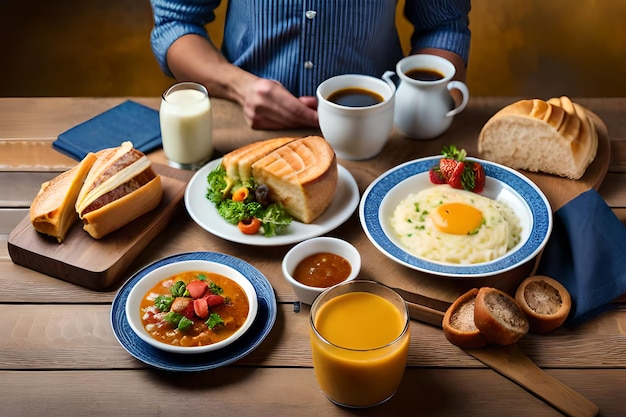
[53,100,161,161]
[536,188,626,325]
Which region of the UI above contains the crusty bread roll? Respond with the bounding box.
[474,287,529,345]
[30,152,98,242]
[442,288,488,349]
[75,141,162,239]
[478,96,598,179]
[251,136,338,224]
[515,275,572,334]
[222,137,295,183]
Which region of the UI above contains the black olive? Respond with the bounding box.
[254,184,272,206]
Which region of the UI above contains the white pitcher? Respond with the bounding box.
[383,54,469,140]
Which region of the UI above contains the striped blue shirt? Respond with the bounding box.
[151,0,471,96]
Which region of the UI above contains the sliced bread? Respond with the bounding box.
[515,275,572,333]
[474,287,529,345]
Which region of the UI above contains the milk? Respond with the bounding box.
[160,83,213,169]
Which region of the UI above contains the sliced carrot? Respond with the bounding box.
[238,217,262,235]
[231,187,249,202]
[186,279,208,299]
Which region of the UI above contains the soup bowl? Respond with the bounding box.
[125,259,258,354]
[282,237,361,305]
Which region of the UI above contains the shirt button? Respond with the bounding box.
[304,61,314,69]
[305,10,317,19]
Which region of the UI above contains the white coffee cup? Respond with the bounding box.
[160,81,213,170]
[317,74,396,160]
[383,54,469,140]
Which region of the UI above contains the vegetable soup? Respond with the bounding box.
[139,270,250,348]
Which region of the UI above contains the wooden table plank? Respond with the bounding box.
[1,304,624,370]
[0,368,624,417]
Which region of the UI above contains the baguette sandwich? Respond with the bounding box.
[478,96,598,179]
[214,136,338,227]
[75,141,162,239]
[30,141,162,241]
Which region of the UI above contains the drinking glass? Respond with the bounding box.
[309,280,410,408]
[159,81,213,170]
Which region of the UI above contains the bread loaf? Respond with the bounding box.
[515,275,572,333]
[75,141,163,239]
[474,287,529,345]
[30,152,98,242]
[478,96,598,179]
[442,288,488,349]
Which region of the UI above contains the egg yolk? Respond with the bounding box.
[430,202,483,235]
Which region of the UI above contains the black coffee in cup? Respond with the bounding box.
[405,68,445,82]
[327,87,383,107]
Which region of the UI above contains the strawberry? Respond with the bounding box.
[429,145,486,193]
[447,160,466,189]
[468,161,486,193]
[428,166,447,184]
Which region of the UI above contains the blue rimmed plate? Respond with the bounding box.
[111,252,277,371]
[359,156,552,278]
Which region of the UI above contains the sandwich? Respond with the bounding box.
[30,141,162,241]
[30,152,98,242]
[75,141,162,239]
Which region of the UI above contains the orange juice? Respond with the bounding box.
[310,286,410,408]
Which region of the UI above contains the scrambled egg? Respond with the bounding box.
[391,185,522,264]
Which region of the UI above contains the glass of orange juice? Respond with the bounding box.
[309,280,410,408]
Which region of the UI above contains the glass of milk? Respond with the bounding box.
[160,82,213,170]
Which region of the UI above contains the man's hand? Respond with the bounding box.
[241,79,319,130]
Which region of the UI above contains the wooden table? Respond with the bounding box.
[1,97,624,417]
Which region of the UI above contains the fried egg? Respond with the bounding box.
[390,185,522,264]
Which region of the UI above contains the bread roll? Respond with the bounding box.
[252,136,338,223]
[478,97,598,179]
[75,141,163,239]
[515,275,572,333]
[442,288,488,349]
[474,287,529,345]
[30,153,98,242]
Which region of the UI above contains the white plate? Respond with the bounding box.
[185,159,360,246]
[359,156,553,277]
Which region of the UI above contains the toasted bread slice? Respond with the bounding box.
[515,276,571,333]
[474,287,529,345]
[442,288,488,349]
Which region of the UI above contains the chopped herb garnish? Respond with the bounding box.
[154,295,174,312]
[206,313,225,330]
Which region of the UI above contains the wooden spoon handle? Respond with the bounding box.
[466,345,599,417]
[405,300,598,417]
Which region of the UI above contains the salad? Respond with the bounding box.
[205,165,292,236]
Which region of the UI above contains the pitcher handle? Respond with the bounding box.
[446,81,469,117]
[382,70,399,93]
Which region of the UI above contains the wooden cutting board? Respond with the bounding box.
[7,163,193,291]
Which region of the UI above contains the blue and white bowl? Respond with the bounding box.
[359,156,552,278]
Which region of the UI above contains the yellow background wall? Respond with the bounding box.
[1,0,625,98]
